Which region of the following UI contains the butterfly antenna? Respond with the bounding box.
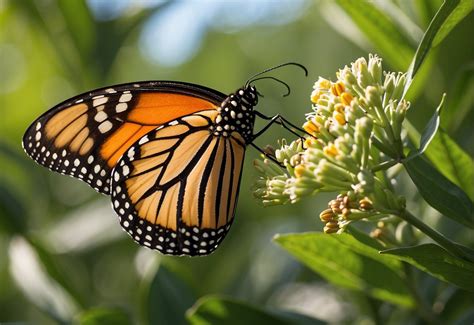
[249,76,292,97]
[245,62,308,88]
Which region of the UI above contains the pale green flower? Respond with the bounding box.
[254,55,408,234]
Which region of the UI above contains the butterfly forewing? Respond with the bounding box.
[22,82,225,194]
[110,110,246,256]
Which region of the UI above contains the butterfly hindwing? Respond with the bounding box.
[110,109,246,256]
[22,81,226,194]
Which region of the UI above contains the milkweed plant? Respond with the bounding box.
[253,55,473,262]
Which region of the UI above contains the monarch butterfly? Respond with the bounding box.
[23,63,307,256]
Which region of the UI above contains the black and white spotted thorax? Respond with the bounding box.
[210,85,258,143]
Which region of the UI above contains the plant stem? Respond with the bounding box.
[371,159,398,172]
[398,209,474,262]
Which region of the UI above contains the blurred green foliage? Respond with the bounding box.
[1,0,473,324]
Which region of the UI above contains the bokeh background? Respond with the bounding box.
[1,0,473,324]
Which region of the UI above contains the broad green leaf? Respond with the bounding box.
[405,121,474,200]
[186,295,323,325]
[403,154,474,228]
[274,232,414,307]
[404,0,473,95]
[381,244,474,291]
[417,94,445,155]
[340,227,404,274]
[425,130,474,200]
[78,307,132,325]
[334,0,414,71]
[146,264,196,325]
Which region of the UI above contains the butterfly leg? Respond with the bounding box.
[253,112,314,150]
[253,111,313,138]
[250,142,285,168]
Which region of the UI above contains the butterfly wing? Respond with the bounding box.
[110,109,246,256]
[22,81,226,194]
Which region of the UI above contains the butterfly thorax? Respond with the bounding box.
[211,85,258,143]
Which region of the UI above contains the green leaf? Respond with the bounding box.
[27,237,87,309]
[424,129,474,200]
[274,232,414,307]
[414,0,444,27]
[403,154,474,228]
[56,0,96,61]
[381,244,474,291]
[186,295,323,325]
[146,264,196,325]
[334,0,414,71]
[443,63,474,131]
[405,120,474,201]
[432,0,473,47]
[78,307,132,325]
[341,227,405,274]
[404,0,473,95]
[417,94,445,155]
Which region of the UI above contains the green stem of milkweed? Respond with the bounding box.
[398,209,474,262]
[371,159,398,172]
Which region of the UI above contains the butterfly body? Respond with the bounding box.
[23,81,259,256]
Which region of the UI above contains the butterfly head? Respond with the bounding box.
[213,85,258,143]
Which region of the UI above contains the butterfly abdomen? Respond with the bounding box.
[211,86,258,143]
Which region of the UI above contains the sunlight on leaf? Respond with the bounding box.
[332,0,414,70]
[274,232,414,308]
[77,307,132,325]
[8,236,79,322]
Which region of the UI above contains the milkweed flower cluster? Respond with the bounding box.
[254,55,409,233]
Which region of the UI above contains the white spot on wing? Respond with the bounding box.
[98,120,113,133]
[138,136,149,145]
[115,102,127,113]
[119,93,132,102]
[122,165,130,176]
[93,97,108,107]
[94,111,108,122]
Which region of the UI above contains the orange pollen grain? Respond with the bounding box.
[331,81,345,96]
[341,92,353,106]
[334,112,346,125]
[294,164,306,178]
[304,137,316,148]
[334,103,345,114]
[323,144,338,156]
[303,120,319,134]
[310,90,320,103]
